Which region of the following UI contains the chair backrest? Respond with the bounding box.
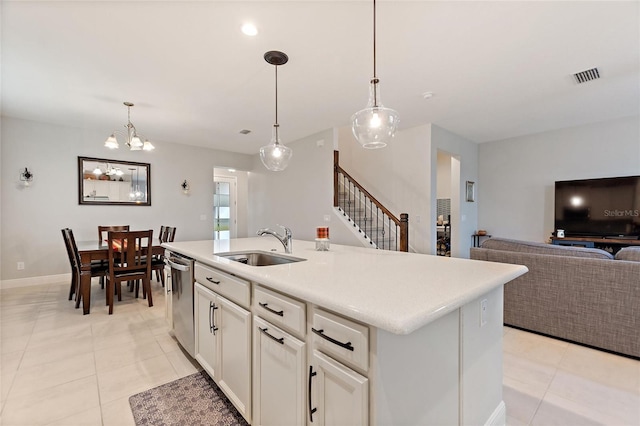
[161,226,177,243]
[107,230,153,278]
[62,228,83,271]
[158,225,166,243]
[61,228,78,270]
[98,225,130,243]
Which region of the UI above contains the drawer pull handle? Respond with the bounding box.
[308,366,317,422]
[259,302,284,317]
[259,327,284,345]
[311,328,354,351]
[206,277,221,285]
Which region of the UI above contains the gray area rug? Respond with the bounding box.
[129,370,248,426]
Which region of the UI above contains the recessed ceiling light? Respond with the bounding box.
[241,23,258,36]
[422,91,433,100]
[239,129,251,134]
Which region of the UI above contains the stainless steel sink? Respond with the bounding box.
[217,250,305,266]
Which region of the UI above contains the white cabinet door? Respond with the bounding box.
[217,295,251,422]
[310,350,368,426]
[253,316,305,426]
[194,283,219,379]
[195,283,251,422]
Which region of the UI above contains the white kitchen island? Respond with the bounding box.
[163,238,528,426]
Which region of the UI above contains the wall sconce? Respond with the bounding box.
[20,167,34,187]
[181,180,190,194]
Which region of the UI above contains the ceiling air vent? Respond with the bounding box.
[573,67,600,84]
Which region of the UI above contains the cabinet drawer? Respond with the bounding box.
[253,286,306,338]
[195,263,250,308]
[311,308,369,372]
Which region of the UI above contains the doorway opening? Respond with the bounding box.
[436,150,461,257]
[213,175,237,240]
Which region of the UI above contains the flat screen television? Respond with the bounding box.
[554,175,640,239]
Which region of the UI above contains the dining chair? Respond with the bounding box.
[98,225,129,288]
[61,228,108,308]
[106,230,153,314]
[152,226,177,286]
[98,225,130,243]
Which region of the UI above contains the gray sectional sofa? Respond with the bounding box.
[470,237,640,358]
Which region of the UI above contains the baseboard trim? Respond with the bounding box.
[0,273,70,290]
[485,400,506,426]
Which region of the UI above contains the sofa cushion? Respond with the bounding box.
[480,237,614,260]
[615,246,640,262]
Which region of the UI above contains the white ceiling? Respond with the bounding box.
[2,1,639,155]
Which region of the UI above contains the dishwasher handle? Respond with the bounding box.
[166,257,191,272]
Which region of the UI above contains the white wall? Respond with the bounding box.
[247,128,363,248]
[338,123,478,257]
[478,115,640,242]
[337,124,433,254]
[1,116,253,281]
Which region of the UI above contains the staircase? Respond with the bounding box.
[334,151,408,252]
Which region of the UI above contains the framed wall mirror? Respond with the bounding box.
[78,156,151,206]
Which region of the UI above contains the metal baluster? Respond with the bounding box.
[376,206,379,248]
[395,222,398,251]
[359,188,362,232]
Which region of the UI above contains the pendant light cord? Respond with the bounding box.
[275,65,279,126]
[373,0,377,81]
[372,0,378,106]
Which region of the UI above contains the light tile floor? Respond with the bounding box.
[1,279,200,426]
[1,279,639,425]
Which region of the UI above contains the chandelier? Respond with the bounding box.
[104,102,155,151]
[350,0,399,149]
[259,51,293,171]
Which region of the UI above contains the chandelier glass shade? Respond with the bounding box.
[104,102,155,151]
[260,51,292,171]
[351,0,399,149]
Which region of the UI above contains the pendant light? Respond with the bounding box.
[260,51,293,171]
[104,102,155,151]
[351,0,399,149]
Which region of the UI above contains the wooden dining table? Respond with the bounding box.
[75,240,164,314]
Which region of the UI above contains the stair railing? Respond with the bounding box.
[334,151,408,252]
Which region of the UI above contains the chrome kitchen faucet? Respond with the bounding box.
[257,225,292,254]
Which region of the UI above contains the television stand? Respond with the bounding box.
[605,235,639,240]
[551,236,640,255]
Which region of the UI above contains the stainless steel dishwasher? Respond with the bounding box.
[166,251,195,357]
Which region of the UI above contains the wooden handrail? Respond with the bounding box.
[334,150,408,251]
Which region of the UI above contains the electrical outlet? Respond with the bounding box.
[480,299,488,327]
[17,262,25,270]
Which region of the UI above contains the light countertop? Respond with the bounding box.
[163,238,527,335]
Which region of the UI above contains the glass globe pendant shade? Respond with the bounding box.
[351,79,399,149]
[260,125,292,171]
